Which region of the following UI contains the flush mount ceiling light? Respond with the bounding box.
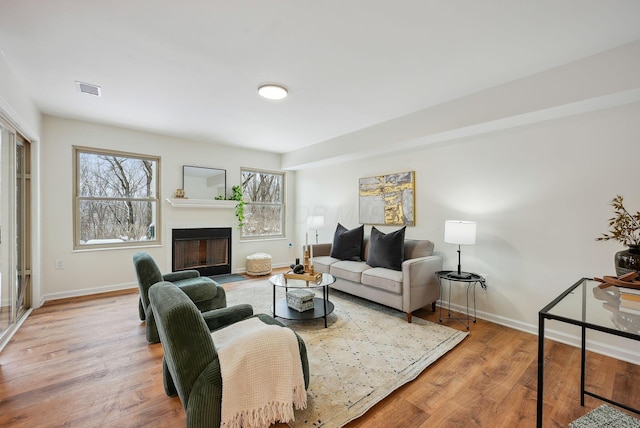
[258,84,288,100]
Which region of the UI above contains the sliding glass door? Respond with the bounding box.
[0,119,31,348]
[16,137,30,319]
[0,124,14,340]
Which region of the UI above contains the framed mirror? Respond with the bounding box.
[182,166,226,199]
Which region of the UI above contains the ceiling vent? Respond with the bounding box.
[75,81,102,97]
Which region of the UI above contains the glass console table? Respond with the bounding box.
[537,278,640,427]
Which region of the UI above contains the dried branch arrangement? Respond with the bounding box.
[596,195,640,246]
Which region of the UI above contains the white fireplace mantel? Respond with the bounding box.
[165,198,237,209]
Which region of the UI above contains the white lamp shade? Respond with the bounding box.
[307,215,325,230]
[444,220,476,245]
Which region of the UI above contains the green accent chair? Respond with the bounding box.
[133,252,226,343]
[149,281,310,428]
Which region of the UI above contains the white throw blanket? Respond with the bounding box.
[211,317,307,428]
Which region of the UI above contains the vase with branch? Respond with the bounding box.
[596,195,640,275]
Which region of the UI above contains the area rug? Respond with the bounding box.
[209,273,248,284]
[225,280,468,427]
[569,404,640,428]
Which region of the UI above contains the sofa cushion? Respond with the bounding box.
[313,255,340,274]
[330,223,364,261]
[330,260,372,283]
[404,239,434,259]
[366,226,406,271]
[361,267,403,294]
[174,276,219,302]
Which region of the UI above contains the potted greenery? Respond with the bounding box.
[596,195,640,275]
[215,185,245,229]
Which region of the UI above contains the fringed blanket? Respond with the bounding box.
[211,317,307,428]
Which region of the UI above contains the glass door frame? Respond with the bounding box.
[16,136,30,320]
[0,118,32,351]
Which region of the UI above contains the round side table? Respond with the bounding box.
[436,270,487,330]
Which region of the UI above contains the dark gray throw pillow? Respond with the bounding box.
[367,226,406,271]
[330,223,364,261]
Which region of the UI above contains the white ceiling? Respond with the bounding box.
[1,1,640,154]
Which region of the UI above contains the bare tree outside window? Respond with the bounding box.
[241,169,284,238]
[74,147,160,248]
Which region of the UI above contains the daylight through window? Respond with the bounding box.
[241,168,284,238]
[74,147,160,248]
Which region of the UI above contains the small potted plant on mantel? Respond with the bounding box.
[215,185,245,229]
[596,195,640,275]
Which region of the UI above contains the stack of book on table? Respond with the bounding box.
[619,287,640,314]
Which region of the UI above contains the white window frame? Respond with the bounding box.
[240,168,285,240]
[73,146,161,249]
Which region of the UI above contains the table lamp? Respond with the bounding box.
[444,220,476,279]
[307,215,325,244]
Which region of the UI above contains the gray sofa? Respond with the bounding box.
[311,236,442,322]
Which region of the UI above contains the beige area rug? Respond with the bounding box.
[225,280,468,427]
[569,404,640,427]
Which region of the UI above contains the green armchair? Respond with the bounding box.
[133,252,226,343]
[149,281,310,428]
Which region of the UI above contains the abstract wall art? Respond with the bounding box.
[359,171,415,226]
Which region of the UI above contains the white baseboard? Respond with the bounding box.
[40,282,138,305]
[443,301,640,365]
[38,265,287,302]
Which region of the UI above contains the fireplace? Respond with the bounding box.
[172,227,231,276]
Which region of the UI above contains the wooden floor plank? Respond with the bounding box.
[0,280,638,427]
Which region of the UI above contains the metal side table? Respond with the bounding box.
[436,270,486,330]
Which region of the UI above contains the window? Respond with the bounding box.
[74,146,160,248]
[241,168,284,238]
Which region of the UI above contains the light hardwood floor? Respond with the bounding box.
[1,276,638,427]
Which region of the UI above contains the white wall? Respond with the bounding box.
[39,115,296,302]
[294,102,640,362]
[0,53,41,138]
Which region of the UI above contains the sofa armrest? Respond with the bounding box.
[202,304,254,332]
[310,243,332,257]
[401,255,443,316]
[164,270,200,282]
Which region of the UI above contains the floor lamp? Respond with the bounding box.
[307,216,325,244]
[444,220,476,279]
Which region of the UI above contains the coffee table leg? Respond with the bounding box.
[272,283,276,318]
[323,285,328,328]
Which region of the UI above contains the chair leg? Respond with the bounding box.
[146,308,160,343]
[432,301,437,312]
[163,358,178,397]
[139,298,146,321]
[406,312,412,323]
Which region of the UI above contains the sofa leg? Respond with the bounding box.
[406,312,412,323]
[432,301,436,312]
